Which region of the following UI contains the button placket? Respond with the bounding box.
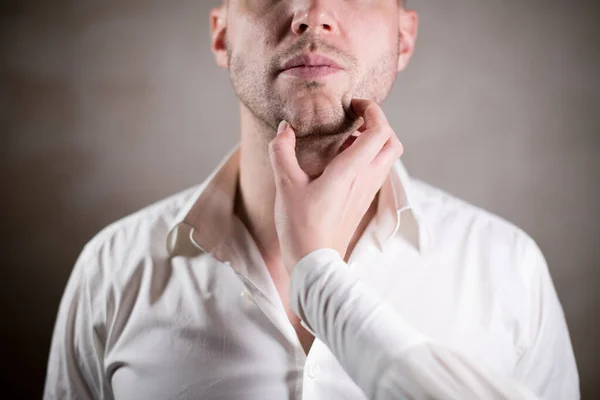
[231,269,301,349]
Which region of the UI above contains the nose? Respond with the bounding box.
[291,3,339,36]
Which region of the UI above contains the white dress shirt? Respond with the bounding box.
[291,248,559,399]
[44,145,579,399]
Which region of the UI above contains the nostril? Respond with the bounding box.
[294,21,334,35]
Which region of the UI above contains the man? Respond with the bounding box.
[44,0,579,399]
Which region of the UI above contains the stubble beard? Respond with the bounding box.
[228,40,399,177]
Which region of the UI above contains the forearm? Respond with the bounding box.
[290,248,539,400]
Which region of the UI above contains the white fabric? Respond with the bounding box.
[44,146,579,399]
[291,248,569,400]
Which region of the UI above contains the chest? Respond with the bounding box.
[105,246,521,400]
[352,240,522,374]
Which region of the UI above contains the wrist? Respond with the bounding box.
[287,245,343,274]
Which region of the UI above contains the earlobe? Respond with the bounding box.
[397,41,404,71]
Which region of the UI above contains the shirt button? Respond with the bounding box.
[240,291,254,307]
[306,364,321,379]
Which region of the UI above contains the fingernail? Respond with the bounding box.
[277,120,289,135]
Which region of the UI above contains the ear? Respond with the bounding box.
[397,9,418,72]
[210,6,229,69]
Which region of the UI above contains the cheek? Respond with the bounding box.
[229,12,282,63]
[346,14,399,67]
[229,25,264,69]
[233,1,289,44]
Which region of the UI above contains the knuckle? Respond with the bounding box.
[395,140,404,156]
[364,102,378,119]
[374,125,392,141]
[268,139,285,156]
[275,174,293,189]
[390,133,403,151]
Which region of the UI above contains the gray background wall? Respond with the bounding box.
[1,0,599,398]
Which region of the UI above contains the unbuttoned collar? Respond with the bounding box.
[166,144,434,259]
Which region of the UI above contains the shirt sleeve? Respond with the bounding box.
[43,249,110,400]
[510,238,580,398]
[289,248,555,400]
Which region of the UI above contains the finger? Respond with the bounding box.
[268,121,307,188]
[359,136,403,196]
[339,134,358,153]
[346,100,391,163]
[327,101,392,175]
[352,116,366,133]
[370,132,404,171]
[351,99,390,130]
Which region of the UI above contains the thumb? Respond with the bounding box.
[268,120,306,188]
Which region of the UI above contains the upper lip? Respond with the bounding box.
[281,53,343,72]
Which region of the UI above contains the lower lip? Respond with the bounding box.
[282,66,342,79]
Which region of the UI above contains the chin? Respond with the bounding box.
[291,117,349,139]
[284,102,349,138]
[278,82,350,130]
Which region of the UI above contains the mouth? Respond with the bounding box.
[280,53,343,79]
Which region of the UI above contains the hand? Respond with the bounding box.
[268,99,404,274]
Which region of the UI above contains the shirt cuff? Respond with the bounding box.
[290,247,429,352]
[290,247,432,396]
[290,247,342,334]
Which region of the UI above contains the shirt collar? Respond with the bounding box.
[166,145,240,259]
[386,160,434,253]
[166,145,433,258]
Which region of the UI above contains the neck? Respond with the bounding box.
[235,105,280,265]
[234,103,377,271]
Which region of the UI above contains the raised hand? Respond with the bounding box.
[268,99,404,273]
